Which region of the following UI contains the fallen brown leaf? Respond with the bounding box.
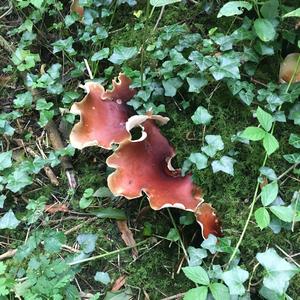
[44,203,69,214]
[70,0,84,18]
[116,220,138,258]
[111,275,127,292]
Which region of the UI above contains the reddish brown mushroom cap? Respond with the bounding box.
[195,203,222,239]
[107,114,222,238]
[279,53,300,83]
[70,74,136,149]
[107,116,202,210]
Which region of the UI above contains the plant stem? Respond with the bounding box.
[140,0,151,89]
[167,209,190,264]
[227,54,300,268]
[227,174,261,267]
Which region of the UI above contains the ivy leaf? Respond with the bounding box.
[62,91,81,105]
[36,99,54,111]
[222,266,249,296]
[188,153,208,170]
[241,126,266,141]
[182,266,210,285]
[187,77,208,93]
[189,51,216,71]
[103,288,134,300]
[217,1,252,18]
[11,48,40,71]
[283,153,300,164]
[14,92,33,108]
[0,209,20,229]
[256,248,299,295]
[261,181,278,206]
[52,37,76,56]
[259,286,283,300]
[183,286,208,300]
[162,77,183,97]
[208,265,224,281]
[187,247,207,267]
[94,26,108,40]
[201,135,224,157]
[0,195,5,209]
[210,54,240,80]
[238,89,255,106]
[288,133,300,149]
[0,120,15,136]
[201,234,218,254]
[259,167,277,181]
[191,106,212,125]
[0,151,12,171]
[91,48,110,61]
[44,230,66,254]
[269,206,294,222]
[212,156,236,176]
[263,133,279,155]
[282,8,300,18]
[209,283,230,300]
[6,169,32,192]
[166,228,179,242]
[77,234,97,254]
[254,207,270,229]
[94,272,111,285]
[150,0,180,7]
[109,46,138,65]
[288,103,300,125]
[38,110,54,127]
[31,0,43,9]
[256,107,273,132]
[179,212,195,225]
[169,49,188,66]
[260,0,279,19]
[254,18,276,42]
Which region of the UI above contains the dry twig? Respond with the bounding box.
[0,249,17,261]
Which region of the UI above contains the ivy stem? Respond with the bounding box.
[227,54,300,268]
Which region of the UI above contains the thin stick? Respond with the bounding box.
[0,249,17,260]
[160,292,185,300]
[84,58,94,80]
[291,191,299,232]
[275,245,300,268]
[64,217,97,235]
[247,262,260,290]
[45,120,77,188]
[68,239,148,266]
[153,6,165,32]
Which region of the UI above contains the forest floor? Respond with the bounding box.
[0,1,299,299]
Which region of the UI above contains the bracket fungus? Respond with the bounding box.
[70,74,136,149]
[107,114,222,238]
[279,53,300,83]
[70,74,222,238]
